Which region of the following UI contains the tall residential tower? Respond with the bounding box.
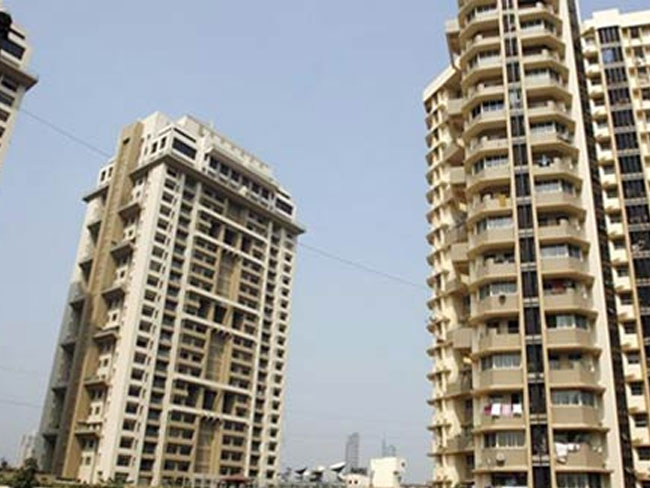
[0,2,37,177]
[582,8,650,487]
[38,113,304,487]
[423,2,650,488]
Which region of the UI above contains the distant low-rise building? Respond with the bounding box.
[369,458,406,488]
[17,430,36,466]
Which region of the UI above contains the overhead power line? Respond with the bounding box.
[18,108,428,292]
[298,243,427,291]
[20,107,111,158]
[0,398,42,409]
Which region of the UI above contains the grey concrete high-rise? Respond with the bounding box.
[345,433,360,472]
[38,112,304,487]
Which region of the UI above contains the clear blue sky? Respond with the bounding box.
[0,0,646,482]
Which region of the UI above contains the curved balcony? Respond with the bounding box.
[554,445,608,473]
[532,159,580,183]
[540,256,591,280]
[464,109,507,140]
[519,25,563,51]
[529,131,578,155]
[463,83,505,114]
[446,97,463,119]
[600,172,617,189]
[459,9,500,44]
[604,195,621,213]
[535,191,585,215]
[547,327,595,351]
[538,222,588,247]
[468,196,513,224]
[519,2,560,22]
[467,164,511,193]
[586,63,601,78]
[475,409,525,431]
[443,225,469,248]
[525,76,572,104]
[527,102,574,130]
[594,125,610,142]
[473,294,519,322]
[442,140,464,164]
[466,137,509,165]
[523,50,568,79]
[625,364,643,383]
[592,106,608,122]
[468,227,515,255]
[548,366,599,389]
[477,331,522,354]
[589,83,604,98]
[446,374,473,398]
[444,434,474,454]
[462,57,503,88]
[628,392,647,414]
[461,34,501,68]
[450,242,469,267]
[470,261,517,288]
[449,166,467,186]
[552,405,602,428]
[543,290,594,315]
[475,448,528,473]
[477,368,524,391]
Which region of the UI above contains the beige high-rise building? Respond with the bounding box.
[582,8,650,487]
[0,1,37,176]
[424,3,650,488]
[38,112,304,487]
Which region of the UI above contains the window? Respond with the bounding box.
[546,314,588,329]
[639,447,650,461]
[476,216,513,233]
[473,155,508,174]
[172,139,197,160]
[616,266,629,278]
[557,473,602,488]
[634,414,648,428]
[484,430,525,448]
[628,352,640,365]
[608,87,630,106]
[535,179,575,195]
[478,281,517,299]
[0,38,25,60]
[481,353,521,370]
[551,389,595,406]
[602,46,623,64]
[615,132,639,151]
[605,66,627,84]
[620,155,642,174]
[612,110,635,128]
[540,244,582,259]
[631,382,644,396]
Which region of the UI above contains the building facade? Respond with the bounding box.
[345,433,360,473]
[38,112,304,486]
[17,430,37,467]
[0,1,37,177]
[423,2,650,488]
[581,8,650,486]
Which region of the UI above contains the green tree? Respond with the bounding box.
[10,457,38,488]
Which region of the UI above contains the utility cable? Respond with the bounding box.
[17,108,429,291]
